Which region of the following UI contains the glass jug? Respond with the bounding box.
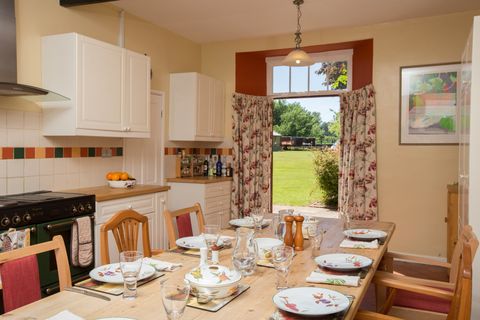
[232,227,258,276]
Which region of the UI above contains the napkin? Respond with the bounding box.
[143,257,182,271]
[340,239,379,249]
[47,310,84,320]
[306,271,360,287]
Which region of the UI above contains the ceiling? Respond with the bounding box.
[114,0,480,44]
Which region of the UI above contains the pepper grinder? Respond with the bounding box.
[293,215,305,251]
[283,215,295,247]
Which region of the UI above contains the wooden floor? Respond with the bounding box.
[360,260,449,311]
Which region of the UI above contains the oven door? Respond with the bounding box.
[36,216,94,294]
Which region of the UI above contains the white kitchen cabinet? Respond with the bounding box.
[167,180,231,232]
[169,72,225,141]
[93,192,167,266]
[41,33,151,138]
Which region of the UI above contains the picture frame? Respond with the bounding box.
[399,63,461,145]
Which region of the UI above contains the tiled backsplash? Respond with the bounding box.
[0,109,123,194]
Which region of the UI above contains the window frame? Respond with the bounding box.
[266,49,353,98]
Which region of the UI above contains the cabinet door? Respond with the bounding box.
[77,36,124,131]
[196,74,212,138]
[124,50,151,133]
[212,79,225,138]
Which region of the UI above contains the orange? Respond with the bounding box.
[106,172,113,180]
[120,173,129,181]
[111,173,121,181]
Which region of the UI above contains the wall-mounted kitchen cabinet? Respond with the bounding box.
[169,72,225,141]
[41,33,150,138]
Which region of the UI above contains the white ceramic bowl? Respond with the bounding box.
[107,179,136,188]
[184,265,242,299]
[255,238,283,260]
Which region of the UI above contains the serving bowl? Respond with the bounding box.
[107,179,136,188]
[184,265,241,299]
[254,237,283,260]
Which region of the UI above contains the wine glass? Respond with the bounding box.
[202,224,220,264]
[251,208,265,231]
[271,245,294,291]
[161,281,190,320]
[119,251,143,300]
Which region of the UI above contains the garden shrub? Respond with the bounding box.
[313,149,339,207]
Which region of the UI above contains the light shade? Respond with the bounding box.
[281,48,314,66]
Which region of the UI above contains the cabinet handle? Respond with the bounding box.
[161,199,165,204]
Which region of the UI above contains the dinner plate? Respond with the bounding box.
[315,253,372,271]
[273,287,349,316]
[229,218,271,228]
[175,235,231,249]
[343,229,387,240]
[89,263,155,284]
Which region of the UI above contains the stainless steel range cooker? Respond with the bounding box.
[0,190,96,296]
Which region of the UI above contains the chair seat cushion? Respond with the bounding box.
[176,214,193,238]
[394,288,451,314]
[0,255,41,312]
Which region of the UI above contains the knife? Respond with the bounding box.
[65,287,111,301]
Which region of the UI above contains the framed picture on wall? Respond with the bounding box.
[400,63,461,144]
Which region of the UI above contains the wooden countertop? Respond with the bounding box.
[61,184,170,202]
[166,176,233,184]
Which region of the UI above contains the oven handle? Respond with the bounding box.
[45,216,95,232]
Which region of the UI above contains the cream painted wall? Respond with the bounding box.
[201,11,480,257]
[5,0,201,145]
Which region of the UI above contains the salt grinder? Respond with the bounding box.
[284,215,294,247]
[293,215,304,251]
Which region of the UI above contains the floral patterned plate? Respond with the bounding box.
[273,287,350,316]
[175,236,231,249]
[343,229,387,240]
[229,218,271,228]
[315,253,372,271]
[89,263,155,284]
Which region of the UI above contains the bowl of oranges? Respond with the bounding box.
[106,172,136,188]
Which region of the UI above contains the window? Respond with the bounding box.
[266,49,353,97]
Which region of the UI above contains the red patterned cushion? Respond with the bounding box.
[0,255,42,312]
[176,214,193,238]
[394,288,451,314]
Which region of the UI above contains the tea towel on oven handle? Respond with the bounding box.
[71,217,93,267]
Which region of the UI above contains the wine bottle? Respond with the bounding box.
[216,155,222,177]
[212,155,217,176]
[203,156,209,176]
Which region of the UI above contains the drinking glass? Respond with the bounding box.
[340,211,351,230]
[202,224,220,264]
[307,221,323,258]
[161,281,190,320]
[251,208,265,231]
[271,245,294,291]
[119,251,143,300]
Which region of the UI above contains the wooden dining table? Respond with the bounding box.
[1,218,395,320]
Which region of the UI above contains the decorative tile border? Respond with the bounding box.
[0,147,123,160]
[164,147,233,156]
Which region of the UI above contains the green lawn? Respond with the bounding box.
[273,150,321,206]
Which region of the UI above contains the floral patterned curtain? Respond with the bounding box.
[231,93,273,218]
[338,84,378,220]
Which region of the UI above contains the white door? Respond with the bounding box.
[124,50,151,133]
[196,74,211,138]
[212,79,225,138]
[124,92,164,184]
[77,36,124,131]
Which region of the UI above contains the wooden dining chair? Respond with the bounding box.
[0,235,71,312]
[356,225,477,320]
[100,209,162,264]
[372,225,477,318]
[164,203,206,250]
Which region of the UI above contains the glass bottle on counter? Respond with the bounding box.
[216,156,222,177]
[212,155,217,176]
[221,156,227,177]
[203,156,209,176]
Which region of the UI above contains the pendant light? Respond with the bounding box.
[282,0,313,66]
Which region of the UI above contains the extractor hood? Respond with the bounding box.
[0,0,67,101]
